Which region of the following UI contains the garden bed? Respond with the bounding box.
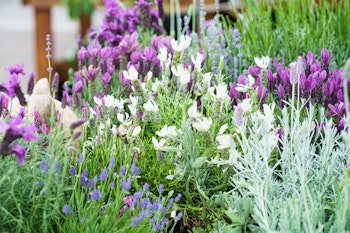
[1,0,350,232]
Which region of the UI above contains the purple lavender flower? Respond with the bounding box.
[40,160,49,173]
[327,102,346,117]
[78,153,85,163]
[62,204,74,214]
[120,165,126,176]
[321,48,332,69]
[90,189,101,201]
[80,169,89,186]
[1,73,26,105]
[277,84,285,99]
[175,212,183,222]
[69,166,76,176]
[5,63,25,75]
[27,73,35,95]
[55,162,61,171]
[11,144,27,165]
[0,116,39,164]
[99,168,108,181]
[88,176,98,189]
[130,164,140,176]
[70,118,86,130]
[108,156,115,170]
[121,177,133,192]
[158,184,164,193]
[72,80,84,94]
[131,216,143,226]
[154,223,162,231]
[110,182,115,188]
[175,193,182,202]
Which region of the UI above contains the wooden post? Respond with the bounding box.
[34,6,52,80]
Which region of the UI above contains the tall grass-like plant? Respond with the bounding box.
[233,0,350,67]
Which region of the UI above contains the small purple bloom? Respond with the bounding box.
[175,193,182,202]
[5,63,25,76]
[78,153,85,163]
[158,184,164,193]
[40,160,49,173]
[99,168,108,181]
[69,166,76,176]
[321,48,332,68]
[77,47,89,63]
[121,177,133,192]
[110,182,115,188]
[108,156,115,170]
[55,162,61,171]
[72,80,84,94]
[90,189,101,201]
[120,165,126,176]
[130,164,140,176]
[100,72,111,86]
[80,169,89,186]
[143,183,150,190]
[131,216,143,226]
[277,84,285,99]
[62,204,73,214]
[11,144,27,165]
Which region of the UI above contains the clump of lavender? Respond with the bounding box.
[0,116,39,165]
[204,15,246,82]
[229,48,347,130]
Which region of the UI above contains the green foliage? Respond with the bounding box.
[234,0,350,67]
[61,0,96,19]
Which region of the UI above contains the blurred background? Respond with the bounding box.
[0,0,104,88]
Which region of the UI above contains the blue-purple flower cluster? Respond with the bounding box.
[63,155,183,231]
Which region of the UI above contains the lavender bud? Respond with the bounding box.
[27,73,35,95]
[52,72,60,92]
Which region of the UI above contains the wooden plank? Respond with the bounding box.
[34,7,52,80]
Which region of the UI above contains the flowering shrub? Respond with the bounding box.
[1,0,350,232]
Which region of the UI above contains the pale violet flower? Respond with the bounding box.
[171,34,192,52]
[289,56,304,85]
[114,98,126,110]
[117,112,132,126]
[216,134,234,150]
[143,99,159,112]
[202,72,212,85]
[128,104,137,116]
[235,75,255,93]
[192,117,213,132]
[129,94,139,107]
[208,82,228,100]
[152,79,164,92]
[188,101,202,118]
[191,53,204,70]
[130,126,141,137]
[218,123,229,135]
[156,125,179,138]
[254,56,270,70]
[240,98,253,114]
[93,96,103,106]
[157,47,168,68]
[123,65,138,81]
[94,95,125,109]
[152,137,166,150]
[171,65,191,85]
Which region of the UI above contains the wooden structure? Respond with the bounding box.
[22,0,234,82]
[21,0,91,81]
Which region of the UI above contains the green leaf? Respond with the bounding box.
[192,156,207,169]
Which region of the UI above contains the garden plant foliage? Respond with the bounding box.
[0,0,350,232]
